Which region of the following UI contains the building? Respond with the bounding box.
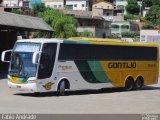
[77,16,111,38]
[43,0,64,9]
[62,8,111,38]
[3,0,19,11]
[29,0,42,7]
[114,0,141,15]
[92,1,124,21]
[111,21,139,36]
[92,1,113,17]
[19,0,30,14]
[113,0,127,14]
[3,0,19,7]
[140,29,160,44]
[43,0,89,11]
[65,0,89,11]
[3,0,32,12]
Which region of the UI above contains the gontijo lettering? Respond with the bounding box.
[108,62,136,68]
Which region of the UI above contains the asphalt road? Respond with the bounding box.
[0,77,160,114]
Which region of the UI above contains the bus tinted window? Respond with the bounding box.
[59,44,157,61]
[76,44,94,60]
[59,44,94,60]
[58,44,77,60]
[94,45,157,61]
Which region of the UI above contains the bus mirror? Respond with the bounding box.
[32,52,40,64]
[1,50,12,63]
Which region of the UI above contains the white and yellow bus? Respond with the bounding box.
[1,37,159,95]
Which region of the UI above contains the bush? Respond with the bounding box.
[78,30,94,37]
[124,14,139,20]
[121,31,140,38]
[12,9,24,15]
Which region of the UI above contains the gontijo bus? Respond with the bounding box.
[1,38,159,95]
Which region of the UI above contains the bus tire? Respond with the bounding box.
[134,77,144,90]
[125,77,134,91]
[58,81,66,96]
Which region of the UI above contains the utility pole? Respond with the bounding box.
[140,0,144,16]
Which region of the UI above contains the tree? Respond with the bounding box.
[35,9,79,38]
[143,0,153,7]
[32,3,46,16]
[126,0,140,15]
[152,0,160,6]
[145,5,160,25]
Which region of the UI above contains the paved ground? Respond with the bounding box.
[0,77,160,114]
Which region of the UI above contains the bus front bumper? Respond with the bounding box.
[8,81,38,92]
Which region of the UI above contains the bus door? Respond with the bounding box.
[37,43,57,91]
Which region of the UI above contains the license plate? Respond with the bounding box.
[17,86,21,88]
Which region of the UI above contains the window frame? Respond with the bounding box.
[58,43,158,61]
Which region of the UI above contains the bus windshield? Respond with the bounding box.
[9,42,41,78]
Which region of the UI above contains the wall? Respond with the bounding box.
[92,1,113,9]
[92,8,103,17]
[95,27,111,38]
[140,30,160,44]
[77,26,111,38]
[45,1,63,9]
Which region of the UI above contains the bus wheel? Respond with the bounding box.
[58,81,66,96]
[134,77,144,90]
[125,77,134,91]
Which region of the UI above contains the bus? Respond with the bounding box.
[1,38,159,95]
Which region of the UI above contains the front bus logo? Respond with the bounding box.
[108,62,136,69]
[43,82,54,90]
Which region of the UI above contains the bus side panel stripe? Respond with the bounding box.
[74,60,100,83]
[87,61,112,83]
[74,60,111,83]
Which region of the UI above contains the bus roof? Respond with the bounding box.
[67,37,159,47]
[16,38,159,48]
[17,38,63,43]
[68,37,122,42]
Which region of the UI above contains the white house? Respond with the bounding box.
[3,0,19,7]
[66,0,88,11]
[42,0,88,10]
[42,0,64,9]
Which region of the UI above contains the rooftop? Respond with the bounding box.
[0,12,53,32]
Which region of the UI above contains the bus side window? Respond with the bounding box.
[38,43,57,79]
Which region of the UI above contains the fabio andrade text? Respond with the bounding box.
[1,114,36,120]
